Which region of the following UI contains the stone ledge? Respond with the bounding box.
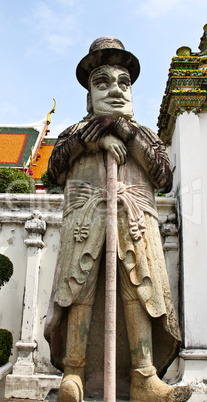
[5,374,62,400]
[5,400,44,402]
[180,349,207,360]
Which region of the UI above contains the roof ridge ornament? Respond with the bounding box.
[47,98,56,124]
[30,99,57,169]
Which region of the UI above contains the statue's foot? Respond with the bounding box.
[131,369,193,402]
[166,385,193,402]
[58,374,83,402]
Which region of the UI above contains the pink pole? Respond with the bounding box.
[104,152,117,402]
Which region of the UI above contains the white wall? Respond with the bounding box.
[0,223,27,363]
[168,111,207,348]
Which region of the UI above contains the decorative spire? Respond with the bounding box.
[157,25,207,145]
[198,24,207,52]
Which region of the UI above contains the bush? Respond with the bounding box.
[0,167,36,193]
[0,255,14,366]
[0,254,13,289]
[0,329,13,365]
[41,171,64,194]
[154,189,166,197]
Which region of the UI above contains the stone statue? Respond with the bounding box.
[44,37,192,401]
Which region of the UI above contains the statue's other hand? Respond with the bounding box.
[99,134,127,165]
[80,115,118,143]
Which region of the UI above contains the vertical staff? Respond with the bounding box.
[104,151,117,402]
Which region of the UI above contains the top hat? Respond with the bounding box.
[76,37,140,89]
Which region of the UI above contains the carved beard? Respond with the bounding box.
[94,100,134,119]
[87,92,134,120]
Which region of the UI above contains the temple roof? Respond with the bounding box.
[0,100,57,181]
[0,125,41,168]
[31,138,56,180]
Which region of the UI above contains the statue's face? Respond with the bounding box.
[89,65,134,119]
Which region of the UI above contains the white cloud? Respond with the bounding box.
[57,0,75,5]
[25,1,81,55]
[135,0,205,19]
[49,118,74,138]
[0,103,18,123]
[47,34,73,53]
[140,0,179,18]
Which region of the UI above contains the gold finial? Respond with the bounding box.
[47,98,56,124]
[176,46,191,57]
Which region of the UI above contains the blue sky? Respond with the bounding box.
[0,0,207,137]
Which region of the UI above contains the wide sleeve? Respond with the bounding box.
[115,118,173,192]
[47,123,85,186]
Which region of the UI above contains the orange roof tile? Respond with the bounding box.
[32,144,54,179]
[0,133,28,164]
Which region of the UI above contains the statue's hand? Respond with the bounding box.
[80,115,118,143]
[113,117,137,143]
[99,134,127,165]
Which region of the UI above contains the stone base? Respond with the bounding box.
[6,352,207,401]
[176,350,207,401]
[5,374,62,400]
[45,389,129,402]
[4,394,207,402]
[0,363,12,401]
[5,374,207,401]
[179,349,207,383]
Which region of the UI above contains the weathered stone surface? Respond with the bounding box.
[44,37,193,402]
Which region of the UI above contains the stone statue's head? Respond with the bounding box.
[76,37,140,120]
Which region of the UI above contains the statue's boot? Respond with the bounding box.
[123,300,192,402]
[58,303,93,402]
[131,367,193,402]
[58,366,84,402]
